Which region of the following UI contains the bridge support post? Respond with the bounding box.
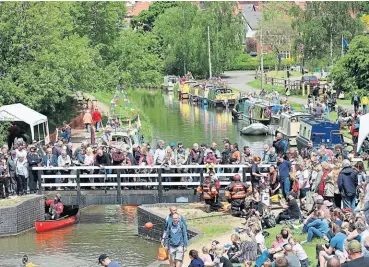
[117,170,122,204]
[158,168,163,203]
[37,170,42,195]
[76,170,81,206]
[242,167,247,183]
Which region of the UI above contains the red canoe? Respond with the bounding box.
[35,207,80,233]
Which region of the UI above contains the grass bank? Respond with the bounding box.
[94,91,153,142]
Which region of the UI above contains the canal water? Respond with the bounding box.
[0,89,273,267]
[129,89,273,155]
[0,206,157,267]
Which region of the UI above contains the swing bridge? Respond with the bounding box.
[33,164,273,205]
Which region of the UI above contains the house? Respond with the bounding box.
[124,1,152,24]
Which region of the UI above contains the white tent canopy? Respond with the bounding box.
[357,113,369,152]
[0,103,50,143]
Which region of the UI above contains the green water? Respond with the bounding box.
[129,89,273,154]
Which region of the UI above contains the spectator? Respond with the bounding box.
[342,240,369,267]
[338,159,358,209]
[276,192,301,223]
[188,250,205,267]
[92,108,102,132]
[283,244,301,267]
[277,155,291,198]
[351,92,361,113]
[273,133,288,155]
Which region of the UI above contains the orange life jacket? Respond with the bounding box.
[203,181,217,200]
[231,182,246,199]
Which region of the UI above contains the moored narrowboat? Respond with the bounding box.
[296,117,344,150]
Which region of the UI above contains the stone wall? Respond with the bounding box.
[137,204,201,242]
[0,195,45,237]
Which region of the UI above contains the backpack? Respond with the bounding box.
[354,95,358,102]
[262,213,276,229]
[354,123,360,131]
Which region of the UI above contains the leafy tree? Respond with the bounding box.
[70,2,126,59]
[154,2,245,77]
[258,2,298,69]
[110,30,163,86]
[131,1,179,31]
[291,1,364,68]
[330,35,369,92]
[0,2,113,113]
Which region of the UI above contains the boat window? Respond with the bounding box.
[226,89,232,93]
[303,126,307,137]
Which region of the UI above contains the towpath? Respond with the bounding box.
[223,70,352,110]
[70,93,111,147]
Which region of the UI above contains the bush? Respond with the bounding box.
[230,53,296,71]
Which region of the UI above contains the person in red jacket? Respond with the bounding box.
[45,193,64,220]
[92,108,102,132]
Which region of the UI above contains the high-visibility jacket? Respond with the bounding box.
[231,182,246,199]
[362,96,369,105]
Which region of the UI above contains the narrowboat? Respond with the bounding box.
[198,84,215,105]
[35,206,80,233]
[234,97,284,125]
[296,117,344,150]
[179,80,196,100]
[163,75,178,91]
[208,87,237,107]
[276,112,313,146]
[189,84,201,103]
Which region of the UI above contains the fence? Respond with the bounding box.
[33,164,272,204]
[255,74,303,93]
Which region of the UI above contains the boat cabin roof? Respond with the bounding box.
[280,111,312,119]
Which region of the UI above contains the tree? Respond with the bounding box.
[154,2,245,77]
[291,1,364,68]
[258,2,298,70]
[330,35,369,92]
[131,1,180,31]
[110,30,163,86]
[0,2,113,113]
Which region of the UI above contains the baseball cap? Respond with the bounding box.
[347,240,361,253]
[98,254,108,263]
[170,142,176,147]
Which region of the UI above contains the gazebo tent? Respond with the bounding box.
[357,113,369,152]
[0,103,50,143]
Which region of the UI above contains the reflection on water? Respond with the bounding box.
[129,90,273,156]
[0,206,157,267]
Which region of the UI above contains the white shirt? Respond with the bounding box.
[255,232,266,252]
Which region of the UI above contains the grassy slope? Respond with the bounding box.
[266,224,324,267]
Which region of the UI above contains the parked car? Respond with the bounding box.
[301,75,319,86]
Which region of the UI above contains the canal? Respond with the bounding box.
[0,89,273,267]
[0,206,157,267]
[129,89,273,154]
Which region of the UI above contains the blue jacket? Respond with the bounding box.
[307,218,329,234]
[164,221,188,248]
[189,258,204,267]
[338,167,358,197]
[42,155,58,167]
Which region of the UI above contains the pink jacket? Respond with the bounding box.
[204,153,217,164]
[139,154,154,166]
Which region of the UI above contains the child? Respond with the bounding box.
[288,237,309,267]
[200,246,213,265]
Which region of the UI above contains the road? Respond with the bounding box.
[223,70,352,110]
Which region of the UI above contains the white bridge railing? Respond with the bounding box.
[33,164,274,203]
